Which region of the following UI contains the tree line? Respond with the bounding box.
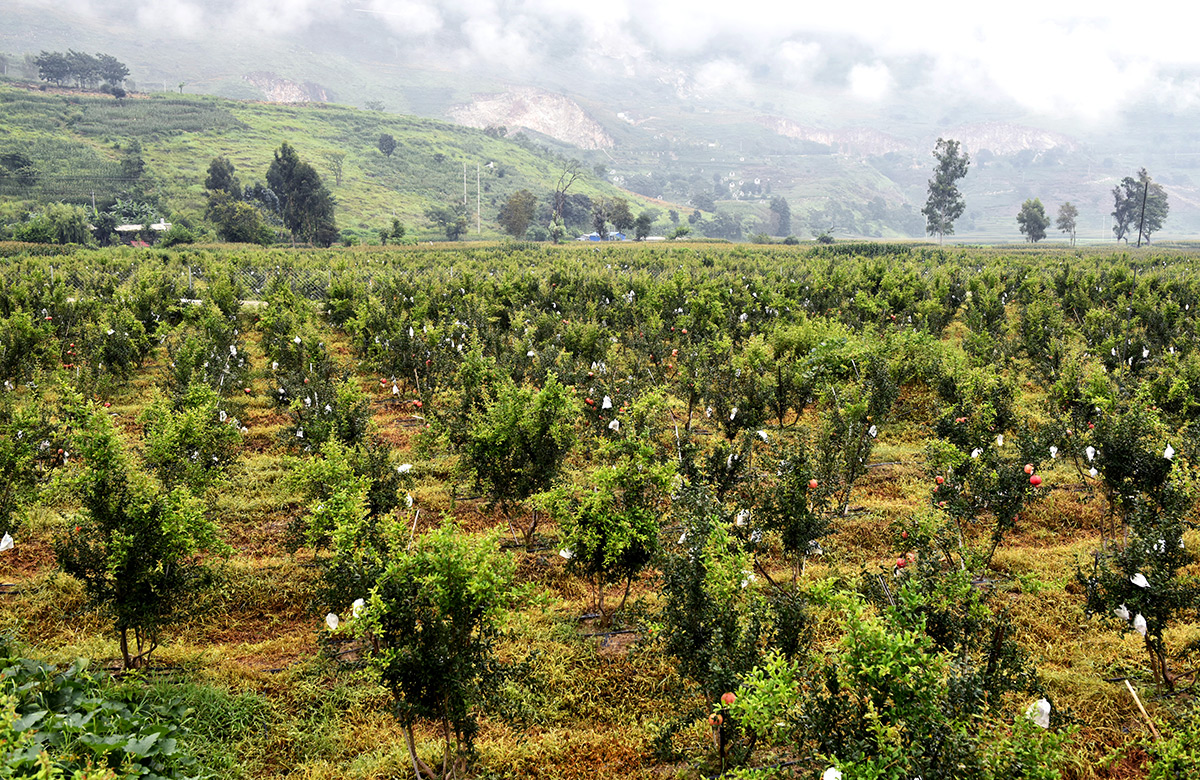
[33,50,130,95]
[922,138,1170,245]
[205,143,338,247]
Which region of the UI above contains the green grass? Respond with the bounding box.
[0,85,671,242]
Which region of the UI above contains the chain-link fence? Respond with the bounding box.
[230,266,334,301]
[18,262,340,302]
[0,242,676,305]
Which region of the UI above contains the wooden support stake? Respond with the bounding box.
[1124,678,1161,741]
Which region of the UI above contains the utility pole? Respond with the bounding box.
[476,164,481,234]
[463,162,468,209]
[1136,178,1149,248]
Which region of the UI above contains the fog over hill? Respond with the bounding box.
[6,0,1200,240]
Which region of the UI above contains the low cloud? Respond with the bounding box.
[19,0,1200,126]
[848,61,892,102]
[777,40,823,84]
[357,0,443,37]
[133,0,207,37]
[693,58,752,96]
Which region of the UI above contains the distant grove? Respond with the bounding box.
[33,50,129,96]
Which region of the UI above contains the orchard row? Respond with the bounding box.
[1,241,1198,778]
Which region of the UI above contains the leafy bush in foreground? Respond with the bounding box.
[1,654,199,779]
[728,595,1067,780]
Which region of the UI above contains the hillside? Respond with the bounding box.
[6,0,1200,242]
[0,84,673,242]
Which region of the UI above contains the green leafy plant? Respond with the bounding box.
[0,311,57,386]
[658,483,767,760]
[749,441,830,583]
[0,394,63,538]
[138,384,242,496]
[162,304,249,399]
[731,594,1066,780]
[556,393,674,625]
[1149,701,1200,779]
[814,352,897,516]
[457,372,575,550]
[1078,406,1199,690]
[285,375,372,451]
[1,654,199,779]
[358,521,517,780]
[922,362,1046,570]
[289,438,413,608]
[54,401,229,669]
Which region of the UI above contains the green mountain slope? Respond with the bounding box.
[0,85,667,240]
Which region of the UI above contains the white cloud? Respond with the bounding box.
[1153,76,1200,111]
[358,0,443,37]
[33,0,1200,123]
[460,11,537,70]
[133,0,207,36]
[616,2,1200,120]
[848,62,892,102]
[229,0,338,35]
[778,40,823,84]
[693,59,752,96]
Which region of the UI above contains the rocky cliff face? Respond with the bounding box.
[758,116,1078,159]
[944,122,1078,156]
[757,117,909,156]
[243,72,328,103]
[449,88,614,150]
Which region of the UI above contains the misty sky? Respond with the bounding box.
[39,0,1200,124]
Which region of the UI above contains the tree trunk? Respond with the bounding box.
[615,576,634,617]
[403,725,424,780]
[522,508,539,552]
[119,627,133,670]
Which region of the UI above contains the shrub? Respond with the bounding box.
[0,311,57,385]
[873,519,1041,706]
[458,372,575,550]
[655,483,777,772]
[156,223,195,248]
[258,283,335,411]
[289,437,413,606]
[324,273,363,328]
[1149,701,1200,779]
[138,384,242,495]
[814,351,897,516]
[750,441,830,582]
[660,484,768,703]
[358,521,516,779]
[283,374,372,451]
[556,394,674,624]
[728,595,1067,780]
[0,393,64,537]
[1078,406,1199,690]
[708,335,772,441]
[76,307,152,385]
[54,402,229,669]
[163,305,250,399]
